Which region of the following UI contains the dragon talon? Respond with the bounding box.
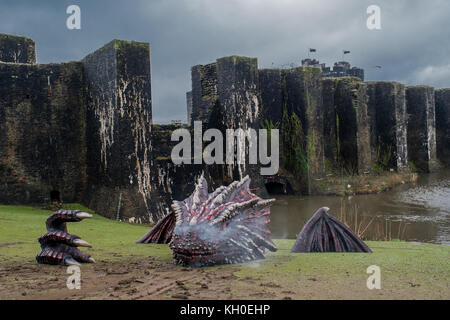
[65,257,81,266]
[73,239,92,248]
[36,210,95,266]
[76,212,93,220]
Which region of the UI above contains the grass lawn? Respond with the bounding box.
[0,204,449,299]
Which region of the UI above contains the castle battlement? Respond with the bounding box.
[301,58,364,81]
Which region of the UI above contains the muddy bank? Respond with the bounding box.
[1,241,449,300]
[0,257,237,300]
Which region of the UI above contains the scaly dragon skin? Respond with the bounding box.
[36,210,95,266]
[168,175,277,267]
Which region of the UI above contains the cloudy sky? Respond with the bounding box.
[1,0,449,123]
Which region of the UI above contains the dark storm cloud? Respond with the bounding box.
[1,0,449,123]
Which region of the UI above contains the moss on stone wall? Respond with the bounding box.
[0,33,36,64]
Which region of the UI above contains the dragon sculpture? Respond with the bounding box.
[36,210,96,266]
[291,207,372,253]
[138,175,278,267]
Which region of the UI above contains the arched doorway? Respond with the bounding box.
[265,182,287,195]
[50,190,61,202]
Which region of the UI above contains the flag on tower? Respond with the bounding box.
[343,50,351,54]
[310,48,317,52]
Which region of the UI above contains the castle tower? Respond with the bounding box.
[406,86,439,172]
[366,81,409,172]
[0,33,36,64]
[435,89,450,167]
[81,40,154,222]
[0,34,87,204]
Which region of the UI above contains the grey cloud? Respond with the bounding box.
[1,0,449,123]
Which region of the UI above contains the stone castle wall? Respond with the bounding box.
[0,33,449,224]
[406,86,439,172]
[367,82,408,171]
[0,61,87,204]
[81,40,155,222]
[190,57,449,194]
[0,33,36,64]
[435,89,450,167]
[190,62,218,125]
[333,77,372,174]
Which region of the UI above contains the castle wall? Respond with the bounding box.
[81,40,154,223]
[367,82,408,171]
[151,124,203,214]
[283,67,324,178]
[186,91,192,125]
[190,63,218,124]
[2,33,450,224]
[259,69,283,123]
[215,56,260,129]
[0,61,87,204]
[208,56,265,192]
[321,78,339,172]
[334,77,371,174]
[253,67,326,194]
[435,89,450,167]
[0,33,36,64]
[366,82,378,164]
[406,86,439,172]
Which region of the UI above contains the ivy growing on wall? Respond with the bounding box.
[281,106,308,178]
[259,115,279,155]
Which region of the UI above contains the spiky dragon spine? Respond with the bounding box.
[138,175,277,267]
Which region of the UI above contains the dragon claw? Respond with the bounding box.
[73,239,92,248]
[36,210,95,266]
[65,257,81,266]
[76,212,93,220]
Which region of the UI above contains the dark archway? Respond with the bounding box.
[265,182,286,195]
[50,190,60,202]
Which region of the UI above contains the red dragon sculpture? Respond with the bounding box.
[138,175,278,267]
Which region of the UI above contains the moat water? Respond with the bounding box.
[269,169,450,245]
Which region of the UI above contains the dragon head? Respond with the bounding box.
[169,175,277,267]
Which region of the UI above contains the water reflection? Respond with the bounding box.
[269,170,450,245]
